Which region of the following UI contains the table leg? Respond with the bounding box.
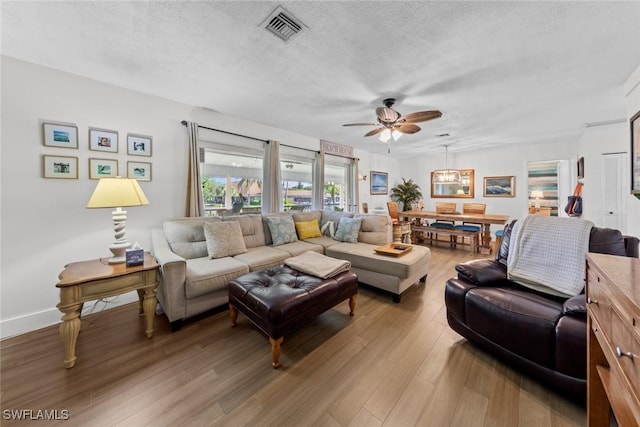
[270,336,283,368]
[58,303,82,369]
[136,289,144,315]
[142,287,156,338]
[481,224,493,253]
[349,294,357,316]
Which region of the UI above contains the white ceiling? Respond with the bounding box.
[2,1,639,158]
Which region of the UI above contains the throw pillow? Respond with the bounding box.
[265,215,299,246]
[295,219,322,240]
[203,221,247,259]
[333,217,362,243]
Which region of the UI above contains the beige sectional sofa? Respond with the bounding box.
[151,210,431,330]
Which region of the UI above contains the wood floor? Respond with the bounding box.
[0,246,586,426]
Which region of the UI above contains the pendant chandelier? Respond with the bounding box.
[432,145,461,183]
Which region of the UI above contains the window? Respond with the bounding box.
[200,145,264,216]
[280,145,316,212]
[324,156,350,212]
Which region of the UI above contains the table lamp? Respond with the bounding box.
[531,190,544,209]
[86,177,149,264]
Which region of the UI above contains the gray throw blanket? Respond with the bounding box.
[507,215,593,297]
[284,251,351,279]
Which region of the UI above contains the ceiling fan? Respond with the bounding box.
[343,98,442,141]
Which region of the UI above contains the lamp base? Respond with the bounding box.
[108,240,131,264]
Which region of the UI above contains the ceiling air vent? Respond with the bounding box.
[261,6,306,42]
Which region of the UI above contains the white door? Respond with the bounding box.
[601,153,628,229]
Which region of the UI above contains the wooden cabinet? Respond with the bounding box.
[587,253,640,426]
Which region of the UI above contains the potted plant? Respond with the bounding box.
[390,178,423,211]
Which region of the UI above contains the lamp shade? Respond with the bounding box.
[86,177,149,208]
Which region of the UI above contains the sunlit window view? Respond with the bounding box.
[324,162,348,212]
[201,149,263,216]
[200,146,354,214]
[281,158,313,211]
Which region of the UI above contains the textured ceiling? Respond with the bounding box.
[2,1,639,158]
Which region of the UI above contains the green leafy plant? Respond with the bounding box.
[390,178,423,211]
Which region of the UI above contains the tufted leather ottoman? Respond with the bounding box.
[228,264,358,368]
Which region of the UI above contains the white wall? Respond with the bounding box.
[625,63,640,239]
[0,57,392,338]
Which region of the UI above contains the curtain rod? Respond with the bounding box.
[181,120,267,143]
[181,120,319,153]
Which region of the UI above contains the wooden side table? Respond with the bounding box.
[392,222,412,243]
[55,253,159,368]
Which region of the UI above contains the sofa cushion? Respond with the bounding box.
[334,217,362,243]
[264,215,299,246]
[303,236,341,251]
[203,221,247,259]
[163,217,222,260]
[295,219,322,240]
[222,215,266,248]
[326,242,429,279]
[184,257,249,299]
[292,210,322,224]
[354,214,390,246]
[273,241,324,257]
[232,246,290,271]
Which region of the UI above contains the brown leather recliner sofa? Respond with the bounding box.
[444,219,639,402]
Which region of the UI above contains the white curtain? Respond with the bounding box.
[185,122,204,217]
[262,140,282,213]
[347,157,358,213]
[312,152,324,210]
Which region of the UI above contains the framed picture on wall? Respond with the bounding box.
[370,171,388,195]
[89,127,118,153]
[483,176,515,197]
[43,122,78,149]
[127,133,152,157]
[89,158,118,179]
[43,155,78,179]
[127,161,152,181]
[631,110,640,197]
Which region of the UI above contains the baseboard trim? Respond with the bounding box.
[1,293,139,339]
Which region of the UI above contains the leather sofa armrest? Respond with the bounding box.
[562,294,587,317]
[624,235,639,258]
[455,259,507,286]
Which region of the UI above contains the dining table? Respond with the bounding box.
[399,210,510,253]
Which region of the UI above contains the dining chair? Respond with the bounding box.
[454,203,486,249]
[386,201,400,224]
[428,202,457,246]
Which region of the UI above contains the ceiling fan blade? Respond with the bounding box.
[403,110,442,123]
[342,122,378,127]
[395,123,421,134]
[364,128,384,137]
[376,107,400,123]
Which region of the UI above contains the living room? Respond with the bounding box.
[2,1,640,425]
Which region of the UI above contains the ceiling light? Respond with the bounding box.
[378,128,391,143]
[432,145,461,184]
[391,129,402,141]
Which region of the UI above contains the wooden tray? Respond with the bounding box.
[374,243,413,257]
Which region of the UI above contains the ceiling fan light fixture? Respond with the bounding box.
[391,129,402,141]
[378,128,391,143]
